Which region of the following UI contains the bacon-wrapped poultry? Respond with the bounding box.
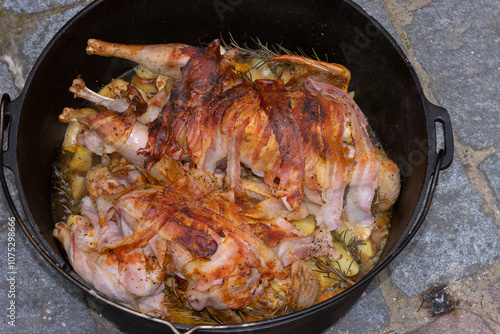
[53,38,400,324]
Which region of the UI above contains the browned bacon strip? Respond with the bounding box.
[141,40,224,165]
[305,79,379,227]
[303,84,347,230]
[297,93,325,193]
[218,84,260,197]
[159,212,218,259]
[80,109,137,156]
[255,80,305,211]
[163,190,287,278]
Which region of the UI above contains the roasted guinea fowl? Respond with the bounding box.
[53,38,400,324]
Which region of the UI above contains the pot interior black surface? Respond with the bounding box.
[12,0,431,332]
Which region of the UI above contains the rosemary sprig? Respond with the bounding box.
[52,164,81,219]
[311,256,356,286]
[371,187,391,215]
[164,275,290,324]
[330,229,349,250]
[163,276,223,325]
[223,33,284,59]
[222,34,296,82]
[186,309,223,325]
[241,302,289,320]
[333,229,365,263]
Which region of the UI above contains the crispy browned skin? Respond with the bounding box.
[143,191,220,259]
[254,79,305,210]
[83,108,137,155]
[140,39,349,213]
[140,40,232,164]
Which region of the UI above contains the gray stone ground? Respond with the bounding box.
[0,0,498,333]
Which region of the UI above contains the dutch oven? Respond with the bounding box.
[0,0,454,333]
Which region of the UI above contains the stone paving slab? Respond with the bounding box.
[0,62,19,98]
[21,5,86,69]
[490,277,500,313]
[403,0,500,151]
[3,0,85,14]
[324,281,391,334]
[410,308,495,334]
[389,152,500,297]
[480,152,500,204]
[0,0,498,333]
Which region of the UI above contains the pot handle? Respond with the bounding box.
[424,99,454,170]
[396,148,445,250]
[389,99,453,254]
[395,99,453,251]
[1,91,25,172]
[1,94,209,334]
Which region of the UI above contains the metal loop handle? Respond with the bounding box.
[398,148,444,251]
[424,99,454,171]
[1,93,10,154]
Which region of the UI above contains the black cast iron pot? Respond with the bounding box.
[0,0,454,333]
